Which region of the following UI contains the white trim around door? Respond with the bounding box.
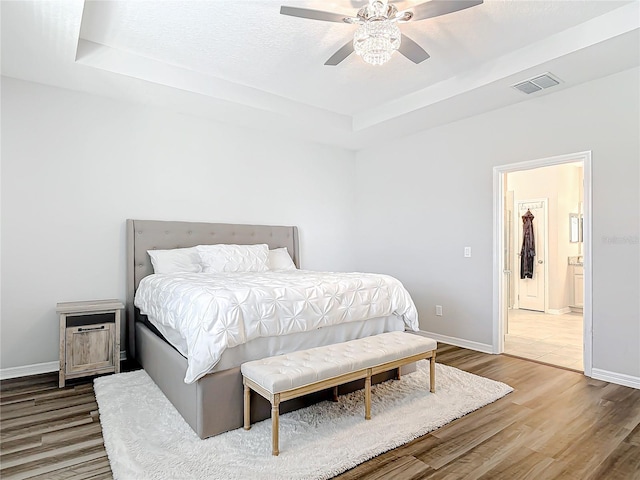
[492,151,593,377]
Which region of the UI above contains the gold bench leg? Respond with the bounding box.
[430,353,436,393]
[243,382,251,430]
[272,393,280,456]
[365,369,372,420]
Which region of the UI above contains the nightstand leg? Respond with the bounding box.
[114,310,121,374]
[59,313,66,388]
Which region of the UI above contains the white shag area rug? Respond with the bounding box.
[94,362,512,480]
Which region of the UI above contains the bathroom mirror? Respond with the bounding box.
[569,213,582,243]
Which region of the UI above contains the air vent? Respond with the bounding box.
[512,73,562,95]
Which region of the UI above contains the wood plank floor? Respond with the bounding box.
[1,345,639,479]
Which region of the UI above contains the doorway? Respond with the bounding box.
[493,152,592,376]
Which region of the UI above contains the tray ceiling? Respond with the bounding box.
[2,1,638,149]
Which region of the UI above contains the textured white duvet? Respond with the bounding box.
[134,270,419,383]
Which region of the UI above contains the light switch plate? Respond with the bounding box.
[464,247,471,257]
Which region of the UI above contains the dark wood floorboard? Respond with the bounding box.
[1,345,639,479]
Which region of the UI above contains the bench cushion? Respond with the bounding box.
[241,331,436,394]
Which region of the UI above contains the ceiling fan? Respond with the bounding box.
[280,0,483,66]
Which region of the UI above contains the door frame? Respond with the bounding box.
[513,197,549,313]
[493,151,592,376]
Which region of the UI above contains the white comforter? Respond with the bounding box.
[134,270,419,383]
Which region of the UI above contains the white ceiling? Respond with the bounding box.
[2,1,639,150]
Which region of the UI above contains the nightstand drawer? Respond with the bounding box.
[65,323,116,375]
[67,312,116,327]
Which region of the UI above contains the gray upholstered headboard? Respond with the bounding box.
[125,219,299,359]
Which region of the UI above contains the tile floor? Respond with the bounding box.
[504,309,583,371]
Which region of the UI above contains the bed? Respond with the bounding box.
[126,219,418,439]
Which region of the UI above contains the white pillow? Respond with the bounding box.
[147,247,202,274]
[197,244,270,273]
[269,247,297,271]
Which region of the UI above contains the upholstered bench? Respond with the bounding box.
[241,331,437,455]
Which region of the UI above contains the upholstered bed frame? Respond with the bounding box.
[126,219,306,438]
[126,219,407,439]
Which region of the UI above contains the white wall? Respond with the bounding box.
[355,67,640,379]
[3,68,639,383]
[0,77,357,370]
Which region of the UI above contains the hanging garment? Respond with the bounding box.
[520,209,536,279]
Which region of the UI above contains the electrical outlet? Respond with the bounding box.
[464,247,472,258]
[435,305,443,316]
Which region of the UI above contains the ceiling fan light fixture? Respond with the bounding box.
[353,20,401,65]
[280,0,483,66]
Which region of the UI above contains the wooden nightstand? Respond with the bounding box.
[57,299,123,388]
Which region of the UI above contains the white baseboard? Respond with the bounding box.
[591,368,640,390]
[417,333,638,390]
[0,361,59,380]
[418,331,495,354]
[547,307,571,315]
[0,351,128,381]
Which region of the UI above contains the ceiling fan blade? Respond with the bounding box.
[324,41,355,66]
[398,34,430,64]
[408,0,483,22]
[280,6,350,23]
